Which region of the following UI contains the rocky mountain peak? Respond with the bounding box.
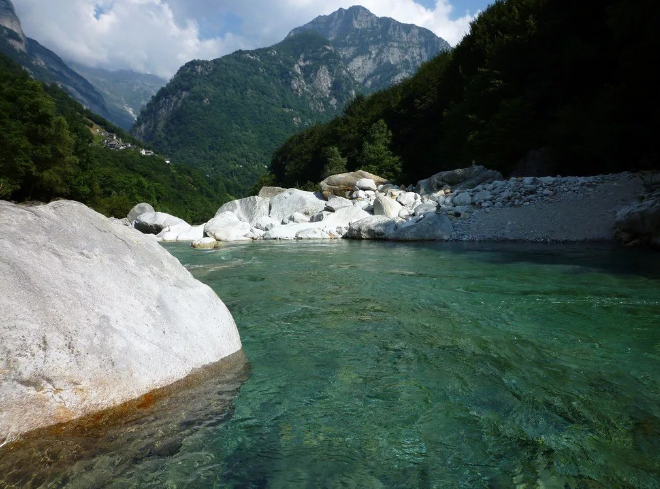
[288,5,450,91]
[0,0,26,52]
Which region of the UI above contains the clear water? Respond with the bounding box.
[2,241,660,488]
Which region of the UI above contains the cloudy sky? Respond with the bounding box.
[13,0,491,80]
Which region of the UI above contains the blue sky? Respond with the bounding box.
[13,0,493,78]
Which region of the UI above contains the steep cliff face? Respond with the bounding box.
[133,6,449,193]
[0,0,25,51]
[0,0,124,127]
[289,6,449,90]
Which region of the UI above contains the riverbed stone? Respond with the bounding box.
[373,194,403,218]
[452,193,472,206]
[390,212,453,241]
[320,171,388,198]
[269,189,326,222]
[416,166,504,195]
[205,212,252,242]
[127,203,154,223]
[0,200,242,444]
[345,216,397,240]
[325,197,353,212]
[134,212,188,235]
[216,196,270,225]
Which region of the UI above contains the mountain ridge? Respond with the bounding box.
[133,5,449,194]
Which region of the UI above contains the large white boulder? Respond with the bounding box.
[269,189,326,222]
[373,194,403,218]
[215,196,270,225]
[0,201,242,445]
[134,212,188,235]
[390,213,452,241]
[157,223,205,242]
[204,212,252,242]
[127,203,154,223]
[345,216,398,239]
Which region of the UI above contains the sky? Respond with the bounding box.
[12,0,492,80]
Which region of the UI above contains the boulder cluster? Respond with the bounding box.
[125,166,659,248]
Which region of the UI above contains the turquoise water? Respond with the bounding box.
[2,241,660,488]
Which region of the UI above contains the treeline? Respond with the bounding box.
[269,0,659,188]
[0,54,231,223]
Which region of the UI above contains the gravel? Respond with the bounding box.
[446,172,645,242]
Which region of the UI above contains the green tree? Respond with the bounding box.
[359,120,401,182]
[321,146,348,179]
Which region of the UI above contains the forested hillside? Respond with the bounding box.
[270,0,660,188]
[0,54,228,223]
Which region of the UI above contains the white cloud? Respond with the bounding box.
[12,0,477,79]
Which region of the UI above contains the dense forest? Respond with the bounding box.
[269,0,660,189]
[133,31,364,196]
[0,54,231,222]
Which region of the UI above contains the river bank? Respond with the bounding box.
[127,167,658,247]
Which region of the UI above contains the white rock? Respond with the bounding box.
[284,212,310,224]
[134,212,188,235]
[344,216,397,239]
[215,197,270,225]
[269,189,326,222]
[205,212,252,242]
[296,228,330,240]
[127,203,154,223]
[355,178,378,191]
[191,237,220,249]
[325,197,353,212]
[414,201,438,217]
[396,192,417,208]
[390,212,453,241]
[0,201,242,444]
[254,215,279,231]
[373,194,403,218]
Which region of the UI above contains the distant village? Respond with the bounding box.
[99,131,169,162]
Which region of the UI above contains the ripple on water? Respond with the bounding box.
[2,241,660,488]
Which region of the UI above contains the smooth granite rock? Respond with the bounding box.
[390,212,452,241]
[216,196,270,225]
[320,171,388,198]
[204,212,252,242]
[345,216,397,239]
[0,200,242,445]
[134,212,188,235]
[127,203,154,223]
[373,194,403,218]
[269,189,327,222]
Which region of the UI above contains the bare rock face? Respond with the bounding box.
[0,201,242,445]
[216,196,270,226]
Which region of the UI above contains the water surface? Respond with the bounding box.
[2,241,660,488]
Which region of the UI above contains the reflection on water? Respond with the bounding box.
[0,351,248,489]
[2,241,660,488]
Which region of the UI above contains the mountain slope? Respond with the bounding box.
[0,52,227,222]
[0,0,129,129]
[133,6,448,194]
[270,0,660,187]
[289,6,449,91]
[133,31,363,194]
[70,63,167,129]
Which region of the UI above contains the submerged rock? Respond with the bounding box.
[0,200,242,444]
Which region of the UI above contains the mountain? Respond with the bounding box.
[133,6,448,195]
[289,6,449,91]
[69,63,167,130]
[0,52,228,222]
[0,0,129,129]
[270,0,660,187]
